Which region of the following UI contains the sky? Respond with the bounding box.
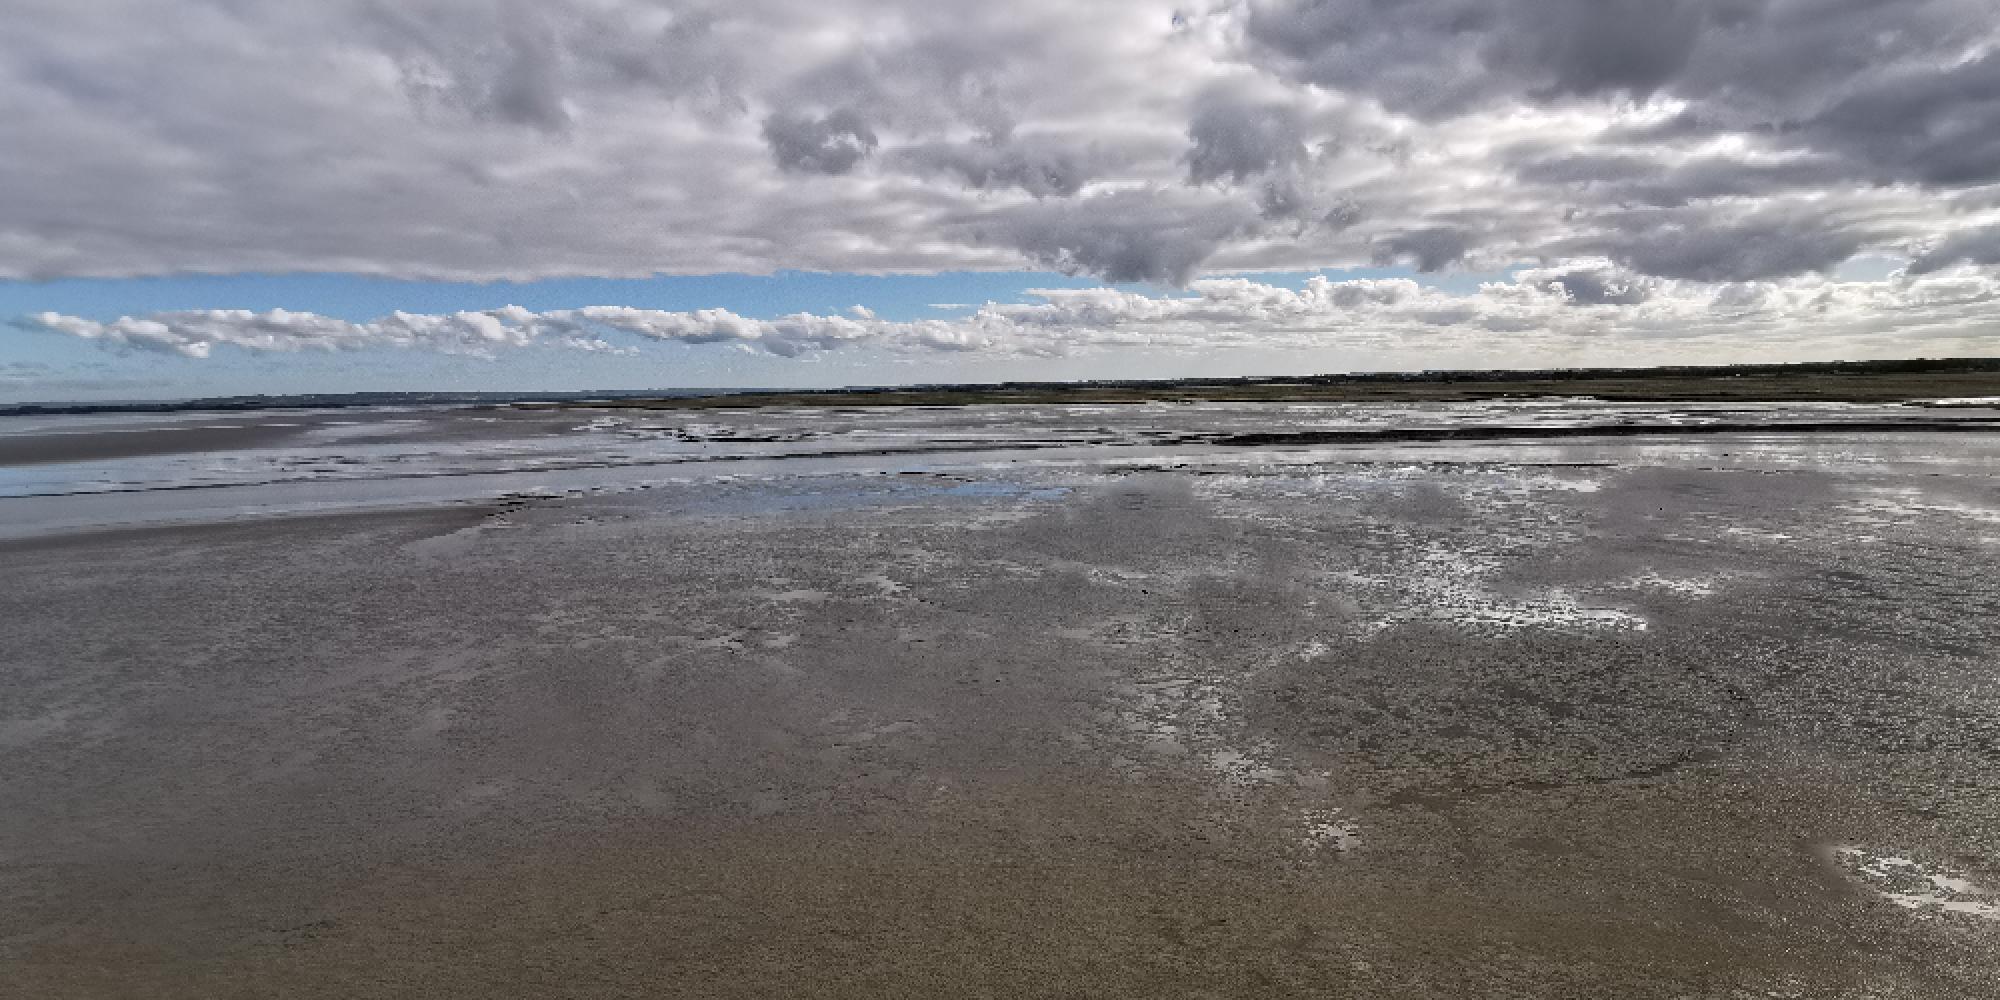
[3,0,1999,401]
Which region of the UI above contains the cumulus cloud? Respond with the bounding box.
[23,264,2000,369]
[20,308,547,359]
[1518,260,1657,306]
[0,0,1998,307]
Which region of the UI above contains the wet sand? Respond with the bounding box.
[0,419,313,467]
[3,405,1999,997]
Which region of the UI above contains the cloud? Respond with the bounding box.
[972,188,1254,286]
[1588,205,1874,283]
[1910,225,2000,275]
[1184,86,1309,185]
[356,0,747,133]
[1236,0,1724,117]
[0,0,1997,306]
[893,137,1094,197]
[24,264,2000,369]
[1795,50,2000,186]
[1373,228,1472,273]
[1237,0,1986,121]
[1517,0,1711,100]
[17,308,545,359]
[762,108,880,174]
[1507,148,1847,209]
[1518,260,1657,306]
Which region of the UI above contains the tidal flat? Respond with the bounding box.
[3,398,1998,997]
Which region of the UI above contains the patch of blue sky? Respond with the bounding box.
[0,264,1527,326]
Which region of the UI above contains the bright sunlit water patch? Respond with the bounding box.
[1834,847,2000,922]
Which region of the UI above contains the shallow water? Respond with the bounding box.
[3,399,1998,997]
[3,398,1995,536]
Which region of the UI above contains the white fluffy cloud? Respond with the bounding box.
[25,265,2000,367]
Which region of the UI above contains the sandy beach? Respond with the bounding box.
[4,399,1998,997]
[16,0,2000,991]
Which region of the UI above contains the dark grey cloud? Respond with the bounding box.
[1527,263,1658,305]
[1662,0,1983,112]
[1509,0,1712,100]
[1237,0,2000,218]
[1318,198,1364,232]
[1373,228,1471,273]
[486,22,570,131]
[895,138,1092,197]
[980,190,1250,286]
[1240,1,1490,117]
[361,2,571,132]
[1254,178,1309,223]
[1184,88,1308,184]
[762,109,879,175]
[359,0,742,132]
[1792,51,2000,187]
[1910,226,2000,275]
[1240,1,1985,120]
[584,8,745,109]
[1589,207,1872,282]
[1250,181,1361,240]
[1240,0,1739,117]
[1510,149,1847,208]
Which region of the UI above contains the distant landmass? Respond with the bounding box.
[8,357,2000,417]
[0,387,741,418]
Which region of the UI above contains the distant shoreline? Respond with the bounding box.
[8,357,2000,417]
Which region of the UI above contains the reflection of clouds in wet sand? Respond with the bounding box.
[1836,847,2000,922]
[1349,550,1651,636]
[1301,808,1361,854]
[1087,615,1364,858]
[1842,486,2000,531]
[1617,572,1723,597]
[849,573,910,598]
